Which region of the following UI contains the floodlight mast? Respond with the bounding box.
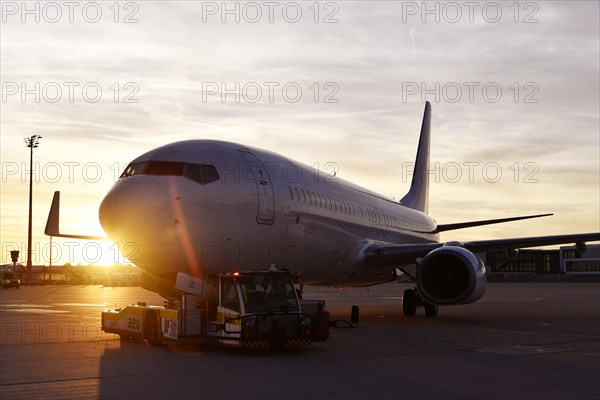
[24,134,42,284]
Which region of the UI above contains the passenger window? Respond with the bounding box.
[287,186,293,200]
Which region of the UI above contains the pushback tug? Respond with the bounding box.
[101,269,332,348]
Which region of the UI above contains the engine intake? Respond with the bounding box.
[417,246,486,305]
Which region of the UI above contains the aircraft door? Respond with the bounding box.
[239,150,275,225]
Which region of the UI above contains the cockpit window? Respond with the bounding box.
[121,161,149,178]
[145,161,185,176]
[120,161,220,185]
[201,165,220,184]
[183,164,220,185]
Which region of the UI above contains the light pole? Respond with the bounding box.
[24,134,42,284]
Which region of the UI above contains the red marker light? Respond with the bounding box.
[233,272,240,277]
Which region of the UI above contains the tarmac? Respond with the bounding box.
[1,282,599,399]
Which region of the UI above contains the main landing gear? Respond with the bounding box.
[402,288,438,317]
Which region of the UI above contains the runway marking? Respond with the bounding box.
[1,302,106,316]
[467,345,600,357]
[0,286,68,313]
[2,308,69,314]
[1,304,52,308]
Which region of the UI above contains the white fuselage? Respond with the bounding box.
[99,140,439,286]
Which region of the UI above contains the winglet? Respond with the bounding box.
[400,101,431,214]
[44,191,108,240]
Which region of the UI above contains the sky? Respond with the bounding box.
[1,1,599,266]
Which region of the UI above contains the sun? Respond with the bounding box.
[46,217,134,267]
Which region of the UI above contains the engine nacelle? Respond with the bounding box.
[417,246,487,305]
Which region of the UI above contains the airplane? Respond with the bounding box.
[45,101,600,316]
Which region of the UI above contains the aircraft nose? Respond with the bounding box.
[99,177,167,242]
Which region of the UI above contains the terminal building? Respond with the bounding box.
[484,244,600,276]
[0,263,141,286]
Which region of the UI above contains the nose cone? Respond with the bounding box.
[99,177,167,244]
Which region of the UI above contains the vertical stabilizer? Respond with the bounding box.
[45,191,61,236]
[400,101,431,214]
[44,191,107,239]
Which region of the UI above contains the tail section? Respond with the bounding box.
[44,191,107,240]
[44,191,61,237]
[400,101,431,214]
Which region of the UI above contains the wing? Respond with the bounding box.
[364,232,600,267]
[432,213,553,233]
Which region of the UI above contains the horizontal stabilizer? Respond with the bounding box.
[434,213,553,233]
[44,191,108,240]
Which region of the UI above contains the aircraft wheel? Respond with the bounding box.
[403,289,417,316]
[424,302,438,317]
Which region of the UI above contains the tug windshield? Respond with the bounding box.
[238,272,300,313]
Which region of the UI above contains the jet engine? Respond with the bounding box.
[416,246,487,305]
